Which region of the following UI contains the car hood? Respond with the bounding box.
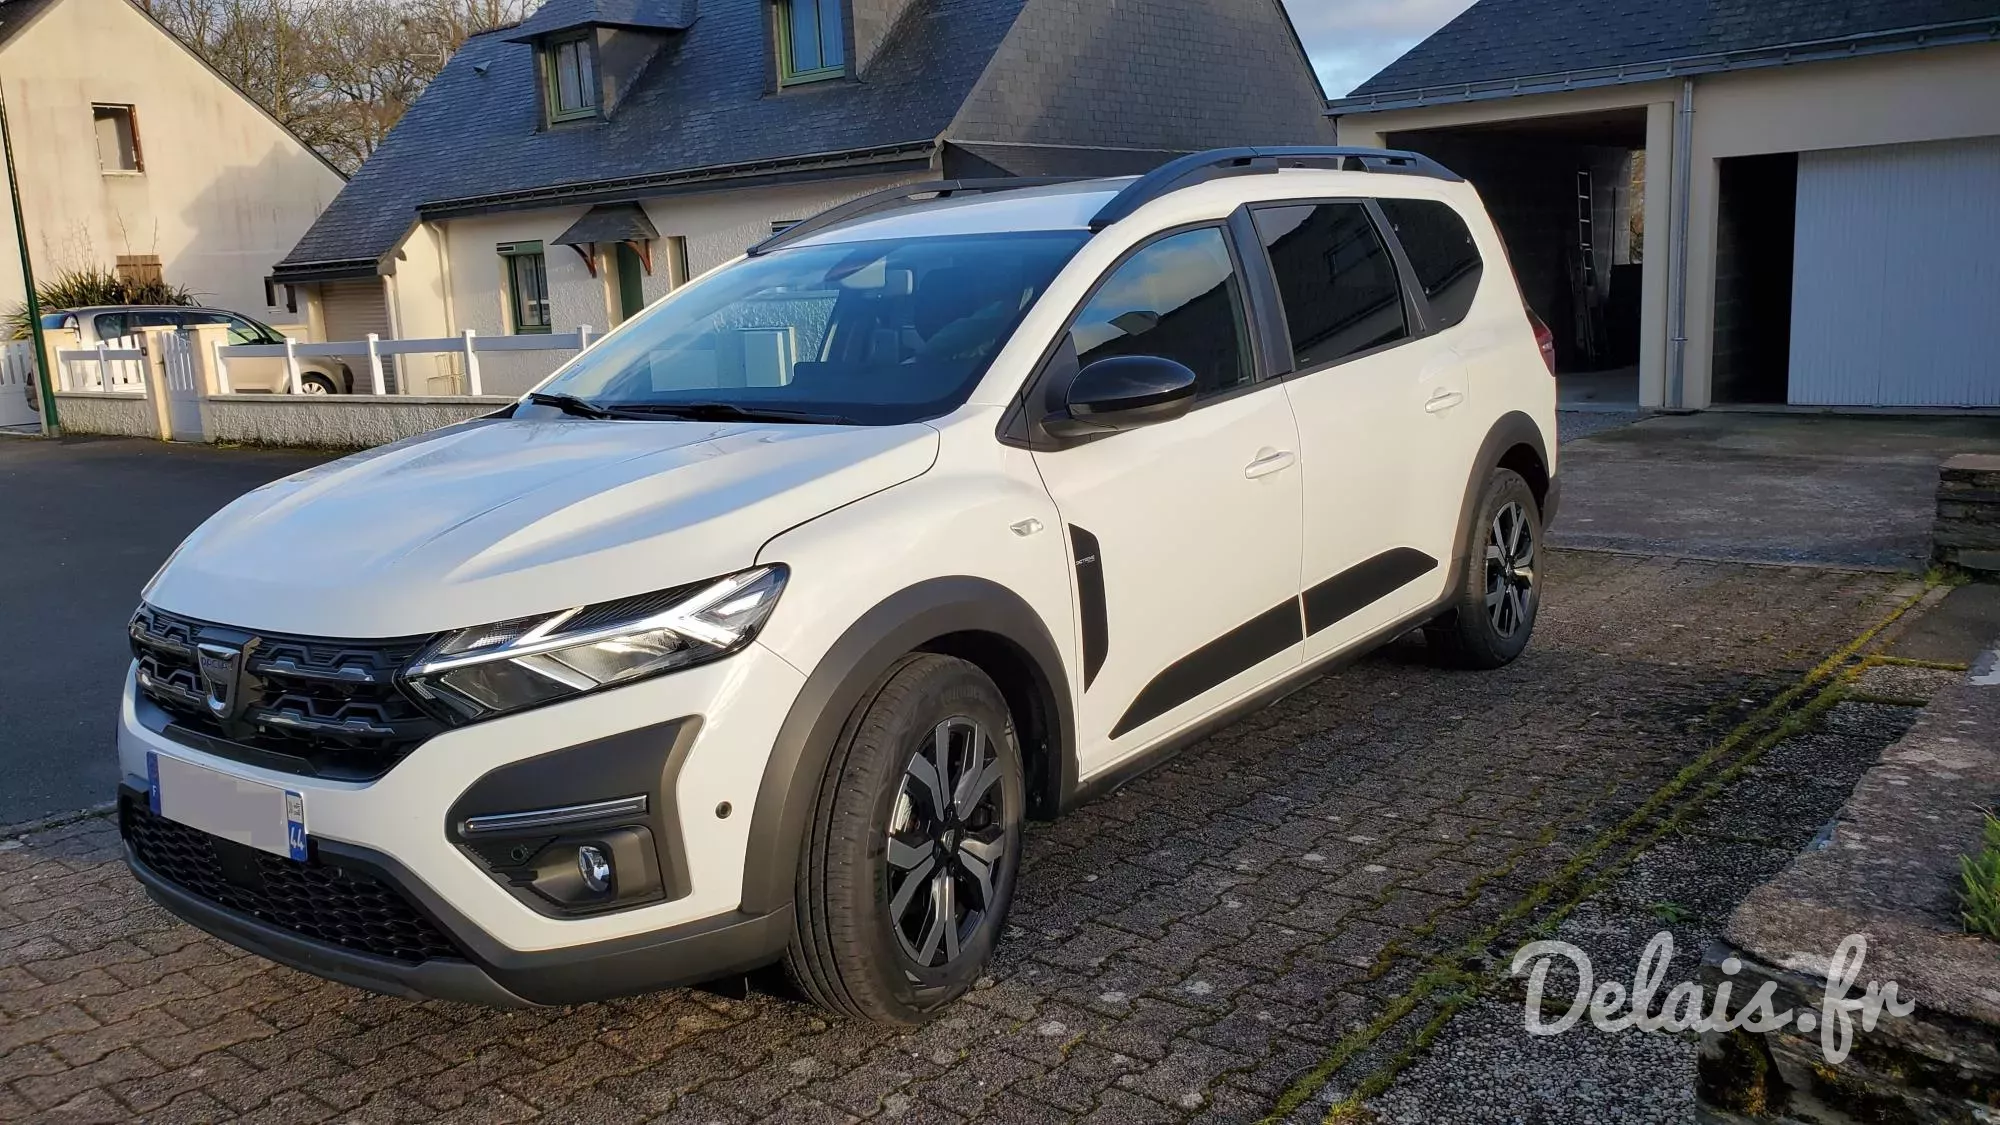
[145,417,940,637]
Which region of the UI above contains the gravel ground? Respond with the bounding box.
[1558,411,1644,445]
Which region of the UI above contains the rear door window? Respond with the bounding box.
[92,312,127,341]
[1253,203,1409,370]
[1376,199,1484,331]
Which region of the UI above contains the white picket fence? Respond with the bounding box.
[0,340,39,428]
[215,328,595,396]
[55,335,147,393]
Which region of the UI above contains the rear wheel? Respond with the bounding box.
[1425,467,1542,669]
[785,654,1023,1024]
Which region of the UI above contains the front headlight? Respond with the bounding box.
[404,565,788,723]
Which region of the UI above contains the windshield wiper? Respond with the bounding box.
[526,392,629,420]
[615,402,857,426]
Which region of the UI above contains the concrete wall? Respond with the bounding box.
[1337,42,2000,410]
[52,392,151,436]
[203,394,511,449]
[0,0,343,321]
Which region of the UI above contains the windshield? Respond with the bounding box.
[537,231,1090,425]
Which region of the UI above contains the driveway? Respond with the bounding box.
[0,419,1980,1123]
[0,438,334,826]
[1550,413,2000,569]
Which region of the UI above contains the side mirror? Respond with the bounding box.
[1045,355,1199,439]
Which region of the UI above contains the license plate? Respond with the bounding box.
[148,752,307,861]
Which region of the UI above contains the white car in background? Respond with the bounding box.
[43,306,354,394]
[118,148,1559,1024]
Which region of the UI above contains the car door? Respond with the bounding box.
[1247,200,1440,660]
[1029,225,1305,773]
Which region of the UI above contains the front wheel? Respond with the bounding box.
[298,374,336,395]
[785,654,1024,1024]
[1425,467,1542,669]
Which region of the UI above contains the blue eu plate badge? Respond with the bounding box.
[284,791,308,861]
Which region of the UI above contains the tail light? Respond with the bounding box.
[1526,307,1557,376]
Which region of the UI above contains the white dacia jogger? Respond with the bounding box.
[120,147,1559,1024]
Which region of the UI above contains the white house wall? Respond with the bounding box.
[0,0,343,319]
[428,172,928,395]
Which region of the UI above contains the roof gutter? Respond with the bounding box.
[269,258,390,285]
[1326,17,2000,115]
[415,140,938,221]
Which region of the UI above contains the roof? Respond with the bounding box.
[786,179,1127,247]
[0,0,60,45]
[276,0,1028,279]
[503,0,696,41]
[1338,0,2000,111]
[552,201,661,245]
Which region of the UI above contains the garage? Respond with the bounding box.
[1788,136,2000,408]
[1330,0,2000,413]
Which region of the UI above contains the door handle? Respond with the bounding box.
[1425,390,1466,414]
[1244,449,1297,479]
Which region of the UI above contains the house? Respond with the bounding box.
[1331,0,2000,411]
[0,0,343,328]
[269,0,1332,395]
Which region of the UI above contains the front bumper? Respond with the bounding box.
[117,639,809,1004]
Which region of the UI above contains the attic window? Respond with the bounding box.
[93,105,142,173]
[545,32,599,121]
[777,0,845,85]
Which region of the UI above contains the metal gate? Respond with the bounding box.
[0,341,38,429]
[161,332,205,442]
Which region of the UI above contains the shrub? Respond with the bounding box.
[5,267,198,339]
[1963,810,2000,941]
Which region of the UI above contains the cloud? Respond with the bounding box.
[1281,0,1480,95]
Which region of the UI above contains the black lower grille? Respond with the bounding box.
[130,606,443,779]
[123,798,464,964]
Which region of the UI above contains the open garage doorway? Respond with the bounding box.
[1387,110,1649,409]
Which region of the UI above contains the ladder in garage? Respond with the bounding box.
[1569,169,1604,368]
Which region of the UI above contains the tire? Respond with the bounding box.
[784,653,1025,1024]
[1425,467,1543,670]
[299,374,336,395]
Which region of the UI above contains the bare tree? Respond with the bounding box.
[153,0,535,173]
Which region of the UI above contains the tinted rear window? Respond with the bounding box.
[1377,199,1483,331]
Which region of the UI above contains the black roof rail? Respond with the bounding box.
[1087,146,1463,232]
[746,177,1089,256]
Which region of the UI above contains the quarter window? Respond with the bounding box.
[545,34,598,121]
[777,0,845,84]
[1377,199,1484,331]
[501,242,552,334]
[1071,227,1255,398]
[1254,203,1408,370]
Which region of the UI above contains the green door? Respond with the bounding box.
[615,243,646,323]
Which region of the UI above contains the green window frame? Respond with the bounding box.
[776,0,845,86]
[501,241,552,334]
[544,33,599,122]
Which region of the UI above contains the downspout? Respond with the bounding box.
[0,81,56,434]
[1665,77,1695,411]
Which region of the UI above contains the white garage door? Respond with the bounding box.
[1789,136,2000,407]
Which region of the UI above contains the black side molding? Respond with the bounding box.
[1303,549,1439,637]
[1111,599,1303,739]
[1071,526,1108,689]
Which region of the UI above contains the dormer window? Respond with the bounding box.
[777,0,846,85]
[545,32,599,121]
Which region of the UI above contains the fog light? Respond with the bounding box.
[577,845,612,893]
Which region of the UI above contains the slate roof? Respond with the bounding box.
[1349,0,2000,101]
[276,0,1028,276]
[0,0,61,45]
[503,0,696,42]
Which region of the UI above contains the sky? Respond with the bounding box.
[1281,0,1482,97]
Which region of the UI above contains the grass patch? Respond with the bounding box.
[1961,810,2000,941]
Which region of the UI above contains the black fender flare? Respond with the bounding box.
[1446,411,1554,591]
[739,576,1075,914]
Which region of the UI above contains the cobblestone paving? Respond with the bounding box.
[0,553,1922,1123]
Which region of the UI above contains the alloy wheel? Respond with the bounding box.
[1485,500,1537,638]
[885,716,1007,969]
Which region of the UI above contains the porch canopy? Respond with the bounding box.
[552,202,660,247]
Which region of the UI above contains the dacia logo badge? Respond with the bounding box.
[195,643,244,720]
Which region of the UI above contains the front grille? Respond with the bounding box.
[130,606,443,779]
[123,798,464,964]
